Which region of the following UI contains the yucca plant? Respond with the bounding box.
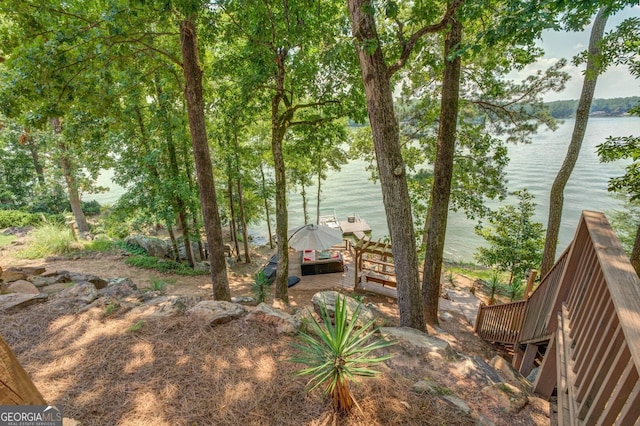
[252,271,272,303]
[487,271,502,305]
[290,295,394,413]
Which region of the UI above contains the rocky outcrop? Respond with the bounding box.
[0,293,47,312]
[7,280,39,295]
[380,327,457,360]
[245,303,299,334]
[102,278,138,298]
[187,301,246,326]
[481,383,529,414]
[311,290,374,328]
[124,235,169,258]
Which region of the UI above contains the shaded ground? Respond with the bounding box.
[0,240,553,425]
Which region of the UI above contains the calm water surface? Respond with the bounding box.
[89,116,639,262]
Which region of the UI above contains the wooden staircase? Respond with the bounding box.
[474,211,640,424]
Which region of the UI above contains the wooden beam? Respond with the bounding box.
[0,334,46,405]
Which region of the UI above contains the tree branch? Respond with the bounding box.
[387,0,465,77]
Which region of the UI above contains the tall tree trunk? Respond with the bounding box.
[631,223,640,277]
[348,0,425,331]
[260,163,274,249]
[50,118,89,234]
[234,133,251,263]
[227,167,240,260]
[301,183,309,224]
[316,166,321,225]
[272,48,290,303]
[180,17,231,301]
[540,8,608,276]
[155,76,196,267]
[23,132,45,185]
[422,17,462,326]
[167,222,180,261]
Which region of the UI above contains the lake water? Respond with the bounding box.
[89,116,639,262]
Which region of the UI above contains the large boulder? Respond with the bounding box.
[187,301,245,326]
[379,327,457,360]
[7,280,39,295]
[102,278,138,298]
[311,291,375,328]
[57,282,99,304]
[0,270,26,283]
[0,293,47,312]
[481,383,528,414]
[130,295,204,318]
[124,235,169,258]
[67,273,108,290]
[245,303,299,334]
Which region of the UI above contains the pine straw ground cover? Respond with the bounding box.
[1,302,475,425]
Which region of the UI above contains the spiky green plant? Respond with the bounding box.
[290,295,394,413]
[251,271,272,303]
[487,271,502,305]
[148,279,168,294]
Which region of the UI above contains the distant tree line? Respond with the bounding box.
[545,96,639,118]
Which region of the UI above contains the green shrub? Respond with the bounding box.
[81,200,102,216]
[125,255,207,276]
[18,223,76,259]
[84,238,116,252]
[147,279,168,294]
[290,295,394,413]
[0,210,43,228]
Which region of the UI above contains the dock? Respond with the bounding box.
[339,216,372,236]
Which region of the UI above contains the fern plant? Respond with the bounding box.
[291,295,394,413]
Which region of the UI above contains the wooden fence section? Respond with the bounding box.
[534,211,640,424]
[0,334,46,405]
[518,248,569,344]
[474,249,569,348]
[474,300,527,345]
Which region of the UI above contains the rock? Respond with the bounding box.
[133,295,204,318]
[412,379,445,395]
[5,266,46,276]
[102,278,138,298]
[245,303,299,334]
[57,282,98,304]
[41,270,66,278]
[231,296,256,305]
[441,395,472,415]
[490,355,522,384]
[2,226,32,237]
[0,293,47,311]
[7,280,39,295]
[311,291,374,328]
[380,327,457,360]
[67,273,108,290]
[187,301,245,326]
[0,270,26,283]
[453,356,504,387]
[39,283,73,296]
[439,311,454,321]
[526,366,540,383]
[125,234,169,258]
[481,383,528,414]
[293,308,318,335]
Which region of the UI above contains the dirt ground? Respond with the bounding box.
[0,240,553,425]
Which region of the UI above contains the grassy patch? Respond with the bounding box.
[17,223,77,259]
[444,262,508,283]
[0,234,15,247]
[83,238,117,252]
[126,321,145,333]
[125,255,208,276]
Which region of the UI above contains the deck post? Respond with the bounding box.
[1,334,46,405]
[516,343,539,377]
[533,333,557,399]
[524,269,537,300]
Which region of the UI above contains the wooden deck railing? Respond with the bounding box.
[474,300,527,344]
[533,211,640,424]
[517,248,569,344]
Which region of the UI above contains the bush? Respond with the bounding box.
[252,271,272,303]
[291,295,394,413]
[81,200,102,216]
[18,223,76,259]
[125,255,208,276]
[0,209,43,228]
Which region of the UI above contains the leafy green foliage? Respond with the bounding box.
[475,190,545,284]
[598,134,640,200]
[486,271,502,305]
[607,201,640,256]
[18,223,76,259]
[0,210,43,228]
[147,279,168,294]
[125,255,208,276]
[291,295,394,413]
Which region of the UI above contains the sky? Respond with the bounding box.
[511,5,640,102]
